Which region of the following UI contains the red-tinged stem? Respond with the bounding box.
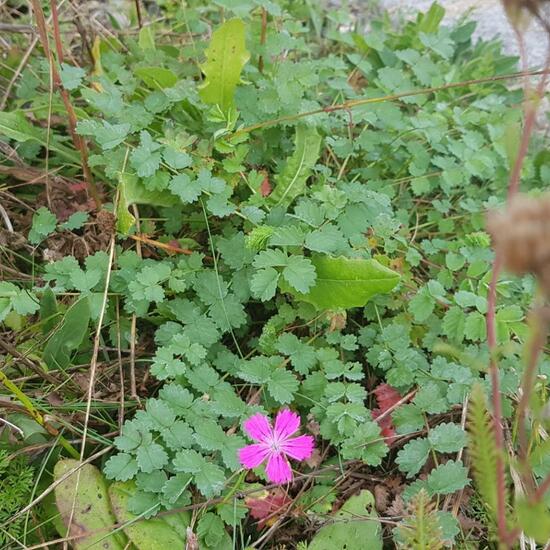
[486,255,510,544]
[31,0,101,208]
[485,46,550,548]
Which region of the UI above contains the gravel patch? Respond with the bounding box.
[379,0,549,68]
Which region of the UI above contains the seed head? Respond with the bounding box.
[487,194,550,294]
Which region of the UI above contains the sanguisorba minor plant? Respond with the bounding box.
[3,0,550,547]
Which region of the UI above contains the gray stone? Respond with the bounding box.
[379,0,550,68]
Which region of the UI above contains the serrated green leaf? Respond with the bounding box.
[428,422,467,453]
[60,63,86,90]
[136,442,169,473]
[29,207,57,244]
[426,460,469,495]
[104,453,139,481]
[282,255,316,293]
[308,490,383,550]
[267,368,299,404]
[396,438,431,478]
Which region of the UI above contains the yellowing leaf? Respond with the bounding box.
[53,459,127,550]
[116,173,178,234]
[285,255,400,310]
[198,18,249,112]
[109,481,190,549]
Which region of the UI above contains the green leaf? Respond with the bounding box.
[396,438,431,478]
[267,368,299,404]
[43,297,90,370]
[117,173,177,234]
[54,459,127,549]
[173,450,226,497]
[61,211,89,230]
[442,306,465,342]
[197,512,227,548]
[28,207,57,244]
[426,460,469,495]
[109,480,191,549]
[282,255,316,293]
[409,287,435,322]
[269,125,322,207]
[517,499,550,544]
[445,251,465,272]
[104,453,139,481]
[250,267,280,301]
[308,490,383,550]
[131,130,162,177]
[135,67,178,89]
[77,120,131,150]
[284,255,400,310]
[40,287,58,334]
[136,442,169,473]
[341,422,388,465]
[199,18,250,111]
[193,420,226,451]
[138,25,156,50]
[163,147,192,169]
[59,63,86,90]
[427,422,467,453]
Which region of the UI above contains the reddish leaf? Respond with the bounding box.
[260,174,272,197]
[372,383,402,444]
[245,488,291,528]
[373,383,401,412]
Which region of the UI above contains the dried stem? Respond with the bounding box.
[135,0,143,29]
[31,0,101,208]
[258,8,267,74]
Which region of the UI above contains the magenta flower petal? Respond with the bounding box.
[281,434,314,461]
[265,452,292,484]
[243,413,273,442]
[239,443,270,469]
[273,409,300,441]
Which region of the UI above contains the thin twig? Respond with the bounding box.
[64,235,116,545]
[0,339,60,385]
[233,69,550,137]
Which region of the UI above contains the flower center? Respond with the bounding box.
[268,435,282,453]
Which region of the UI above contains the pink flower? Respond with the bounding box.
[238,409,314,484]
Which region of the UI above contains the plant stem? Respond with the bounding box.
[0,369,79,458]
[31,0,101,208]
[232,69,550,137]
[484,47,550,548]
[258,8,267,74]
[516,308,550,490]
[135,0,143,29]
